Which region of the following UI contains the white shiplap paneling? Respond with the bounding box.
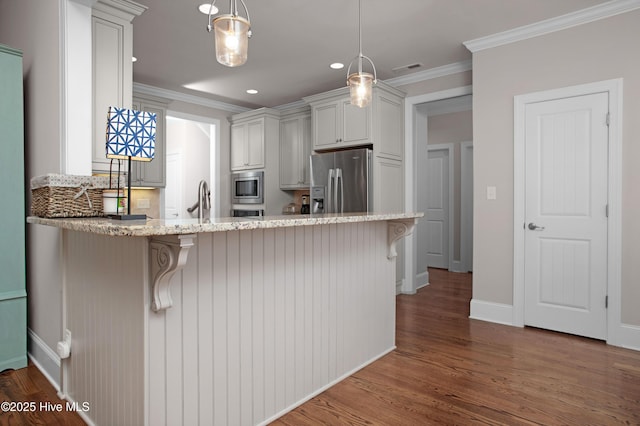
[62,221,397,426]
[63,232,147,426]
[152,222,396,425]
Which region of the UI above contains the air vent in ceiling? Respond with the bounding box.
[392,63,423,73]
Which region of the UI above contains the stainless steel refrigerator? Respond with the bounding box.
[310,148,372,214]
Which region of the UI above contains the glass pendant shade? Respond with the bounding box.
[213,15,250,67]
[348,71,374,108]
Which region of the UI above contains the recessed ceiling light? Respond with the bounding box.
[198,3,218,15]
[330,62,344,70]
[132,56,137,63]
[246,89,258,95]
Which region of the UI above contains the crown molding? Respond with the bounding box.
[93,0,147,20]
[70,0,98,8]
[273,99,308,111]
[464,0,640,52]
[384,60,472,86]
[132,82,251,114]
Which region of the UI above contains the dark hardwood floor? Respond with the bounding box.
[2,268,639,425]
[274,268,640,425]
[0,362,84,425]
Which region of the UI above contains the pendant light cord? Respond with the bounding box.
[357,0,363,73]
[346,0,376,85]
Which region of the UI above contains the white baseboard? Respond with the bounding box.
[27,328,61,390]
[609,323,640,351]
[470,300,640,351]
[469,299,516,326]
[450,260,466,273]
[416,282,430,291]
[398,271,430,294]
[412,270,429,292]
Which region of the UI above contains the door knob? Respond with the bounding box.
[528,222,545,231]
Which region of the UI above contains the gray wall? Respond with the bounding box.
[472,10,640,325]
[0,0,64,379]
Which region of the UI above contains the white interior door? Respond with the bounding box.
[524,92,609,340]
[165,152,182,219]
[426,148,449,269]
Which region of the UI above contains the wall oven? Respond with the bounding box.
[231,171,264,204]
[231,208,264,217]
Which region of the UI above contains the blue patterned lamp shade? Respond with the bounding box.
[106,106,156,161]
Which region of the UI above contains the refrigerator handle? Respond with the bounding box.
[327,168,335,213]
[336,168,343,213]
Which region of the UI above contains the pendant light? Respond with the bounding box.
[206,0,252,67]
[346,0,377,108]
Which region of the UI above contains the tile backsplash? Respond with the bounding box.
[129,188,160,219]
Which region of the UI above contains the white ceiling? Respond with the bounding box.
[132,0,608,109]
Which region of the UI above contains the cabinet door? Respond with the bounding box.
[91,10,133,173]
[373,157,403,213]
[341,99,371,146]
[246,119,265,168]
[313,102,339,149]
[376,92,403,159]
[230,123,247,170]
[300,114,312,185]
[131,102,165,187]
[280,117,301,188]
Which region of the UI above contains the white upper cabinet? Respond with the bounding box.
[308,96,371,150]
[374,89,404,160]
[231,117,266,170]
[230,109,281,172]
[279,107,312,189]
[303,81,405,160]
[91,0,146,174]
[130,94,168,187]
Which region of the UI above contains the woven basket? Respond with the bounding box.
[31,174,123,218]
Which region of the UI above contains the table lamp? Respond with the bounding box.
[106,106,156,220]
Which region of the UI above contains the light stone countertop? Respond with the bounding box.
[27,212,423,237]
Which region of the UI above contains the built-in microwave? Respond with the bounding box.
[231,171,264,204]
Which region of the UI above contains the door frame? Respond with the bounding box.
[426,143,455,271]
[460,141,473,273]
[165,152,183,219]
[166,111,221,217]
[403,85,473,294]
[513,79,622,345]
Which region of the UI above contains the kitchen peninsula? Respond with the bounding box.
[28,212,421,426]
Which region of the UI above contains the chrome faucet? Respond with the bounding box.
[187,179,211,220]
